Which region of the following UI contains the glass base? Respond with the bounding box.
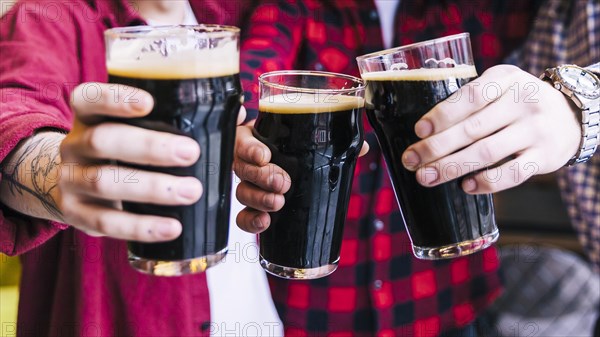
[128,247,228,276]
[412,230,499,260]
[260,256,338,280]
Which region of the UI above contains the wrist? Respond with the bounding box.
[540,64,600,166]
[0,132,66,222]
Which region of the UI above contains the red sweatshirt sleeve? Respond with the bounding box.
[0,1,82,255]
[240,0,307,119]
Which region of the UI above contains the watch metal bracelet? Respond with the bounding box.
[571,106,600,165]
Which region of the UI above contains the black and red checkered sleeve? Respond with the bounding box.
[239,1,539,336]
[240,0,308,120]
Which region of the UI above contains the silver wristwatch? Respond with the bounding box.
[540,64,600,166]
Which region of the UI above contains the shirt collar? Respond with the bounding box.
[95,0,249,29]
[100,0,146,27]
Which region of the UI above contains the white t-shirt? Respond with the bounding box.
[143,2,401,336]
[375,0,401,49]
[145,0,198,26]
[144,2,284,336]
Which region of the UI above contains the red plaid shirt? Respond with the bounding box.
[240,1,539,336]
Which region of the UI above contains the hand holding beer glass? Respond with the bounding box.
[357,33,498,259]
[104,25,242,275]
[254,71,365,279]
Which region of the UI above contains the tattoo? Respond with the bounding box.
[1,135,65,222]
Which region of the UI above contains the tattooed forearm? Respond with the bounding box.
[0,132,66,222]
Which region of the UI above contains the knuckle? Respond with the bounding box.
[442,162,461,180]
[255,146,270,164]
[488,64,519,78]
[423,136,445,158]
[85,127,105,153]
[259,192,269,206]
[514,166,529,185]
[480,166,517,193]
[232,161,245,176]
[246,144,262,163]
[274,168,292,192]
[236,211,252,231]
[261,192,276,209]
[435,104,454,125]
[70,84,86,106]
[129,223,146,241]
[498,64,520,74]
[268,171,283,192]
[477,141,494,163]
[58,164,73,187]
[272,194,285,210]
[148,178,170,202]
[235,184,244,201]
[148,177,164,195]
[59,138,73,158]
[470,90,487,108]
[479,180,498,193]
[464,116,483,140]
[233,146,242,161]
[143,135,164,161]
[529,113,547,132]
[235,127,252,147]
[87,170,111,195]
[59,199,75,219]
[97,85,114,107]
[476,173,499,192]
[243,165,261,183]
[94,213,112,234]
[236,183,251,204]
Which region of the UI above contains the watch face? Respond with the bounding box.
[558,65,600,99]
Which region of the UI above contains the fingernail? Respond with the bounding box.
[178,178,202,200]
[415,119,433,138]
[463,177,477,193]
[175,139,199,161]
[403,150,420,170]
[250,145,269,165]
[269,172,284,192]
[157,221,180,238]
[263,194,275,209]
[131,93,153,112]
[252,217,265,230]
[420,166,439,185]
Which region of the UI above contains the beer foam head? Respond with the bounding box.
[361,65,477,81]
[260,94,365,114]
[106,27,239,79]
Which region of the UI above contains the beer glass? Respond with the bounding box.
[104,25,242,275]
[356,33,498,259]
[256,71,365,279]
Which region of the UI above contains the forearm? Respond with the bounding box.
[0,131,65,223]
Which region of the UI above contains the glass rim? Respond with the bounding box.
[356,32,470,64]
[258,70,365,95]
[104,24,240,39]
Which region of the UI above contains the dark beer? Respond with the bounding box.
[255,94,364,270]
[107,62,242,262]
[362,66,497,251]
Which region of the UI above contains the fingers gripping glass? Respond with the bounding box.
[255,71,365,279]
[104,25,242,275]
[357,33,499,259]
